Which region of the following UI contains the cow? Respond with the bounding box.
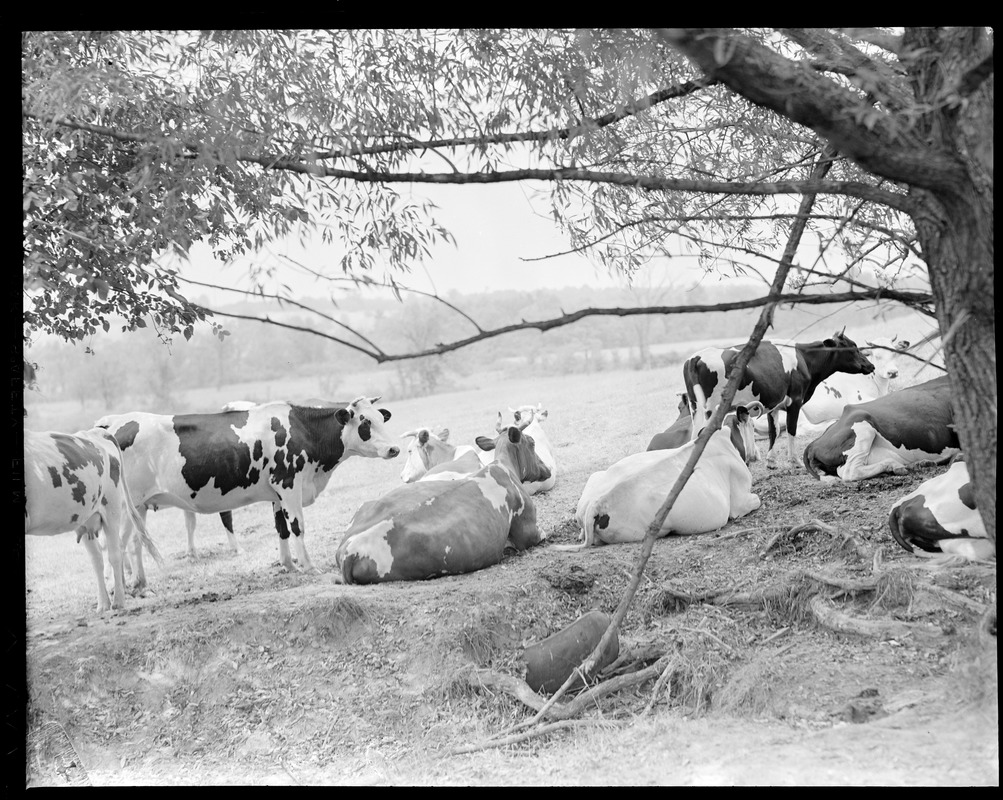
[888,460,993,561]
[95,396,399,577]
[554,405,762,551]
[24,427,162,613]
[398,427,491,483]
[503,403,557,494]
[334,425,545,584]
[683,330,875,466]
[211,399,341,546]
[802,376,960,482]
[754,335,911,438]
[646,393,693,451]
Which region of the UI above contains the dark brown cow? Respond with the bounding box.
[803,376,960,482]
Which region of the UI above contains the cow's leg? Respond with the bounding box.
[219,510,240,554]
[764,410,782,466]
[97,507,128,610]
[784,405,803,466]
[281,493,319,574]
[273,501,297,572]
[80,526,113,613]
[184,511,199,557]
[835,423,907,481]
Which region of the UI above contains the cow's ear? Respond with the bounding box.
[417,429,429,445]
[823,338,836,348]
[379,408,391,422]
[897,340,910,350]
[734,406,750,423]
[538,409,549,421]
[436,428,449,441]
[336,408,352,425]
[475,436,496,451]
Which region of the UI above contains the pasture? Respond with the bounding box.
[24,335,997,786]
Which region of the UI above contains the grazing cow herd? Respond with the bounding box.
[23,328,993,616]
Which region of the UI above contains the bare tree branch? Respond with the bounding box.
[306,79,720,161]
[23,110,914,213]
[197,284,932,364]
[657,28,967,193]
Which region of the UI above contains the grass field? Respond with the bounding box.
[27,314,993,788]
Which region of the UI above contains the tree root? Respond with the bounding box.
[465,653,674,722]
[807,595,945,644]
[761,519,868,561]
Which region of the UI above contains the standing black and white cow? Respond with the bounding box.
[887,459,993,561]
[96,397,399,578]
[683,331,875,466]
[24,427,162,613]
[802,376,960,482]
[753,335,911,438]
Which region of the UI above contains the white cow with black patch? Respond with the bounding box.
[24,427,162,613]
[96,397,399,578]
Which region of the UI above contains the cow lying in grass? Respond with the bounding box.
[555,404,762,550]
[888,459,994,561]
[334,425,547,583]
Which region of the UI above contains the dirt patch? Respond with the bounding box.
[25,460,997,786]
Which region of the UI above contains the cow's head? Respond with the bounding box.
[865,336,910,381]
[335,396,399,459]
[823,331,875,375]
[398,426,451,482]
[505,404,548,431]
[718,402,763,464]
[475,426,552,484]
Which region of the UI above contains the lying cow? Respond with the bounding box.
[754,335,910,438]
[335,425,546,583]
[398,427,491,483]
[24,427,162,613]
[684,330,875,466]
[96,397,399,578]
[888,460,993,561]
[802,375,959,482]
[646,394,692,451]
[555,405,762,551]
[503,403,557,494]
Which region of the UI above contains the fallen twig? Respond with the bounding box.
[760,626,791,645]
[449,719,605,755]
[676,625,735,654]
[643,657,678,716]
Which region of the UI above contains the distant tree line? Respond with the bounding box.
[26,281,910,407]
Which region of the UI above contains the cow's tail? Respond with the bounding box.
[119,467,164,567]
[886,506,913,554]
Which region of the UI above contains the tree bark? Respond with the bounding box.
[904,27,996,547]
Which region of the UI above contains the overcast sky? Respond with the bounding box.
[172,182,751,308]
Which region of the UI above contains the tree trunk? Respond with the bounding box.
[905,27,995,550]
[915,194,996,548]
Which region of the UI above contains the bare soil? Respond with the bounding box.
[25,455,998,786]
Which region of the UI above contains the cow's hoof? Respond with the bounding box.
[892,467,909,476]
